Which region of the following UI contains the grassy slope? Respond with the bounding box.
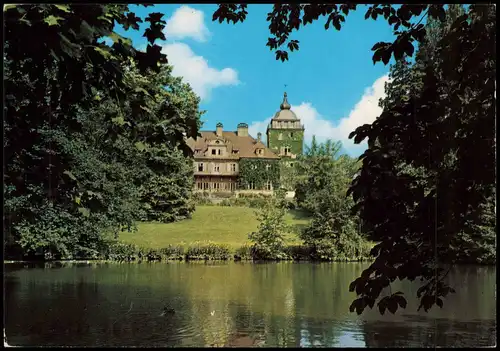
[119,206,311,250]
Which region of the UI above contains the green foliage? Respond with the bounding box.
[105,241,231,261]
[234,244,252,259]
[158,245,185,258]
[138,146,196,223]
[295,138,358,213]
[279,159,300,191]
[294,138,369,261]
[248,190,289,260]
[238,158,280,190]
[186,241,231,260]
[283,245,315,261]
[267,128,304,157]
[4,5,201,259]
[212,4,449,64]
[348,5,496,315]
[106,242,140,262]
[192,192,271,208]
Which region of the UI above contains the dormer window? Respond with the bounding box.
[257,149,263,155]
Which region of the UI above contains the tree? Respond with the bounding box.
[115,62,202,223]
[295,139,366,259]
[347,5,495,315]
[212,4,495,315]
[249,189,289,260]
[294,138,343,212]
[4,5,201,259]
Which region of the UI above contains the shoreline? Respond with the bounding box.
[4,259,494,266]
[4,257,375,264]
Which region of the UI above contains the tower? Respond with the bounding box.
[266,92,305,159]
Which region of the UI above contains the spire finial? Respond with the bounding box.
[280,91,290,110]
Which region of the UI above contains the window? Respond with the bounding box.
[212,149,216,155]
[257,149,263,155]
[265,180,272,190]
[284,147,291,156]
[204,182,209,190]
[248,182,255,190]
[218,149,221,155]
[290,132,294,138]
[231,163,236,172]
[266,164,271,171]
[214,164,220,172]
[197,183,203,190]
[214,183,220,190]
[278,133,283,140]
[198,163,204,172]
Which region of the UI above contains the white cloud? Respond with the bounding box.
[248,75,390,156]
[165,5,211,42]
[162,42,240,100]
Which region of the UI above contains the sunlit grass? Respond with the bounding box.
[119,206,311,250]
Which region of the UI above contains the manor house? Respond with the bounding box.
[186,92,305,192]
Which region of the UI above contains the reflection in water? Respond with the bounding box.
[4,262,496,347]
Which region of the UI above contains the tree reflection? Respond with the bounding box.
[4,262,496,347]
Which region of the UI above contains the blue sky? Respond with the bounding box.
[116,4,399,156]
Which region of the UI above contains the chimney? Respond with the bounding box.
[257,132,262,143]
[237,122,248,137]
[216,122,223,137]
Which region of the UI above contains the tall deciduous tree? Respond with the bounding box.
[4,5,201,259]
[347,5,496,315]
[213,4,496,315]
[295,139,367,260]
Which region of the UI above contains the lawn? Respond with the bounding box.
[119,206,311,250]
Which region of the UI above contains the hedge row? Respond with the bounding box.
[104,241,374,262]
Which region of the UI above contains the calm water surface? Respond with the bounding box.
[4,262,496,347]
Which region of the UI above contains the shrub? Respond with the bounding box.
[213,192,233,199]
[283,199,296,210]
[106,242,138,261]
[234,244,252,259]
[248,190,288,260]
[185,241,230,260]
[232,198,250,207]
[193,197,213,206]
[219,199,233,206]
[238,192,271,199]
[159,245,185,259]
[284,245,314,261]
[246,198,268,208]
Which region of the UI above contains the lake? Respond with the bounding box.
[4,262,496,347]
